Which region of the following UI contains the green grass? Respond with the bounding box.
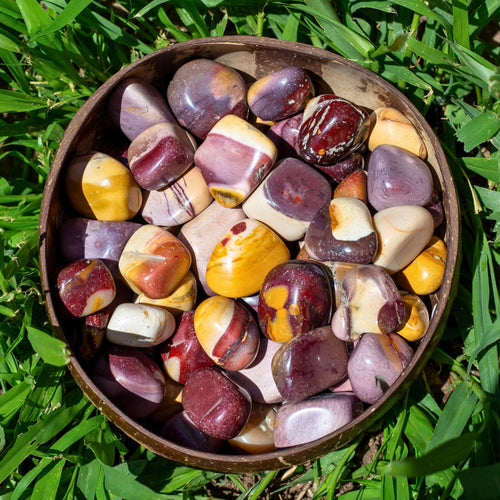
[0,0,499,498]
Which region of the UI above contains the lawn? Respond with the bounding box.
[0,1,499,498]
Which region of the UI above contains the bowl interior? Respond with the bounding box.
[39,36,459,473]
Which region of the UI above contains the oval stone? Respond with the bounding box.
[274,393,363,447]
[367,144,434,211]
[242,158,332,241]
[372,205,434,273]
[272,326,348,402]
[194,296,260,371]
[258,260,332,342]
[182,366,251,440]
[395,292,430,342]
[304,198,378,263]
[206,219,290,298]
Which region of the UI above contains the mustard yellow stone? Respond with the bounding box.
[396,236,447,295]
[396,292,430,341]
[262,285,295,342]
[368,107,427,159]
[66,152,142,220]
[135,271,197,315]
[206,219,290,298]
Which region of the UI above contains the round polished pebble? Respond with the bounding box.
[160,310,215,384]
[225,337,284,404]
[273,392,363,447]
[248,66,314,121]
[347,333,413,404]
[206,219,290,298]
[334,169,367,202]
[107,77,176,141]
[79,307,110,362]
[368,107,427,158]
[272,326,349,402]
[93,344,166,419]
[118,224,191,299]
[228,403,277,454]
[106,303,176,348]
[66,152,142,221]
[372,205,434,273]
[258,260,332,342]
[395,235,447,295]
[194,115,278,207]
[314,152,364,183]
[242,158,332,241]
[194,296,260,371]
[367,144,433,211]
[161,410,225,452]
[182,366,251,440]
[167,58,248,139]
[177,201,246,296]
[141,167,212,227]
[304,197,378,263]
[297,95,370,165]
[135,271,197,316]
[128,122,196,191]
[267,113,302,158]
[395,292,430,341]
[331,264,404,341]
[57,259,116,317]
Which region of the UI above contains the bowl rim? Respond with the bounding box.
[39,35,460,473]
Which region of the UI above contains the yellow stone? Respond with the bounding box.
[368,107,427,159]
[66,152,142,220]
[396,236,447,295]
[206,219,290,298]
[396,292,430,341]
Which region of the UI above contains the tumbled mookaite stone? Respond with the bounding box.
[58,218,142,276]
[206,219,290,298]
[272,326,348,402]
[194,115,277,207]
[141,167,212,227]
[93,344,166,419]
[305,198,377,263]
[395,292,429,342]
[66,152,142,221]
[128,122,196,191]
[395,236,447,295]
[274,393,363,447]
[248,66,314,121]
[194,296,260,371]
[135,271,197,316]
[228,403,277,454]
[225,337,283,404]
[160,310,215,384]
[334,169,367,202]
[258,260,332,342]
[267,113,302,158]
[177,201,246,296]
[167,58,247,140]
[161,411,225,453]
[297,95,370,165]
[106,303,176,348]
[119,224,191,299]
[331,264,404,341]
[372,205,434,273]
[79,308,110,362]
[242,158,332,241]
[314,152,364,183]
[182,366,251,440]
[57,259,116,317]
[107,77,176,141]
[348,333,413,404]
[367,144,433,211]
[368,107,427,159]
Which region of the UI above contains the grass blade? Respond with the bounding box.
[32,458,66,500]
[27,325,71,367]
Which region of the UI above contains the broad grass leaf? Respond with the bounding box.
[32,458,66,500]
[465,317,500,377]
[403,406,434,454]
[281,12,300,42]
[456,111,500,152]
[0,89,47,113]
[384,430,480,477]
[77,459,104,500]
[452,0,470,49]
[16,0,52,35]
[11,457,53,500]
[458,462,500,500]
[133,0,172,18]
[27,326,70,367]
[0,31,19,52]
[405,37,452,66]
[462,155,500,183]
[390,0,453,35]
[0,380,32,422]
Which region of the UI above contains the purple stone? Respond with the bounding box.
[267,113,302,159]
[314,152,364,183]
